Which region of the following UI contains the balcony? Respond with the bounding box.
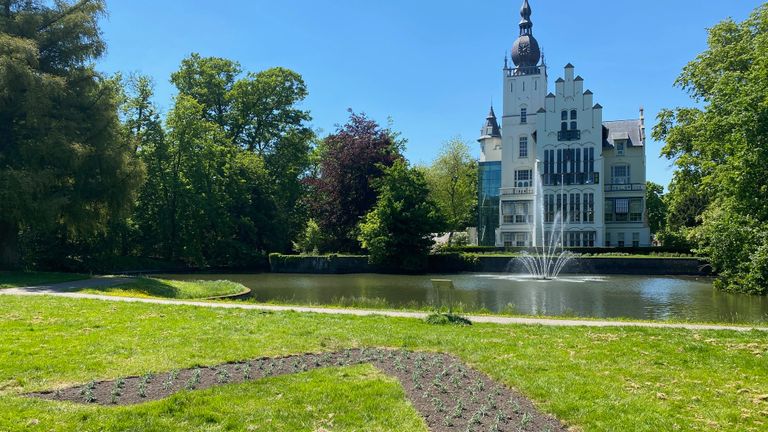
[605,183,645,193]
[541,173,600,186]
[558,130,581,141]
[501,187,534,196]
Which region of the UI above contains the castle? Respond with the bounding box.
[477,0,651,248]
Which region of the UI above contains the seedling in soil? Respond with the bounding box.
[520,412,533,429]
[216,367,230,384]
[138,382,147,398]
[453,400,464,418]
[186,369,202,390]
[81,381,96,403]
[432,397,445,413]
[243,363,252,380]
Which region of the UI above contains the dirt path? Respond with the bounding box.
[1,277,766,332]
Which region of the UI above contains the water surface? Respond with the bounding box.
[158,273,768,324]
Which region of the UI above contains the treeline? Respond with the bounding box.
[0,0,477,273]
[648,4,768,295]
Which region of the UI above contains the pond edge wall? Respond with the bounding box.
[268,254,711,276]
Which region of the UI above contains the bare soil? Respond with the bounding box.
[29,348,566,432]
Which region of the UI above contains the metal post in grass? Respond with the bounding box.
[431,279,455,314]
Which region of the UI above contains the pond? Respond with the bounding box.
[158,273,768,324]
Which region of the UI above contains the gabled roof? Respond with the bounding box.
[555,78,565,83]
[574,75,584,81]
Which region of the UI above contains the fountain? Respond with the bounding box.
[515,161,576,280]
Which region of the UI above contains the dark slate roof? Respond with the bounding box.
[602,119,644,148]
[480,106,501,138]
[555,78,565,83]
[584,89,593,95]
[574,76,584,81]
[565,63,575,68]
[593,103,603,109]
[537,107,546,113]
[546,92,556,98]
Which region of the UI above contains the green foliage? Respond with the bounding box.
[358,161,446,272]
[292,219,325,254]
[423,138,478,242]
[653,4,768,294]
[425,313,472,326]
[645,181,667,236]
[0,0,144,268]
[691,206,768,295]
[132,54,313,267]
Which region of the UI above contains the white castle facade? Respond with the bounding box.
[477,0,651,248]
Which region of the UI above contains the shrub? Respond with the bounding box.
[425,313,472,326]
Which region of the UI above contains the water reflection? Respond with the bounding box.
[158,273,768,324]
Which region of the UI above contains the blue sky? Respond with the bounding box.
[97,0,764,189]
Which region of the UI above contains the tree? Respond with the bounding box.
[0,0,143,268]
[645,181,667,237]
[424,138,477,245]
[653,4,768,294]
[309,111,403,252]
[358,160,445,273]
[170,54,313,252]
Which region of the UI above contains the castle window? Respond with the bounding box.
[611,165,631,184]
[521,108,527,124]
[561,111,568,121]
[561,122,568,132]
[570,121,577,130]
[570,110,577,120]
[519,137,528,158]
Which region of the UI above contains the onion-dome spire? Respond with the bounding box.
[511,0,541,71]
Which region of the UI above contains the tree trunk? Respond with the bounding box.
[0,220,20,270]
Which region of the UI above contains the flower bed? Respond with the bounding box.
[29,348,566,432]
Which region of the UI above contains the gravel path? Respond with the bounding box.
[1,277,766,332]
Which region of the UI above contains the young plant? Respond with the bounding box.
[216,367,230,384]
[81,381,96,403]
[243,363,252,380]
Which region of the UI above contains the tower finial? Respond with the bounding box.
[511,0,541,70]
[519,0,533,36]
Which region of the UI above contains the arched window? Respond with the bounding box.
[561,111,568,121]
[521,108,527,124]
[561,122,568,131]
[570,110,578,120]
[570,121,577,130]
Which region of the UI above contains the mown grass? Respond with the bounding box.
[0,271,88,289]
[0,295,766,431]
[80,278,249,299]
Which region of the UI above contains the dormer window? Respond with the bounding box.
[617,141,626,156]
[521,108,527,124]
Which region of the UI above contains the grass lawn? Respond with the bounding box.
[0,271,88,289]
[80,278,249,299]
[0,295,766,431]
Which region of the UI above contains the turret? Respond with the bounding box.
[478,106,502,162]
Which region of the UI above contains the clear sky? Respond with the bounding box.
[96,0,764,189]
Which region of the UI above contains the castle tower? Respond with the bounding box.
[498,0,548,247]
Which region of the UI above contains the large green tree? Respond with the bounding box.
[358,160,445,273]
[169,54,313,252]
[645,181,667,237]
[0,0,143,268]
[424,138,477,245]
[653,4,768,294]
